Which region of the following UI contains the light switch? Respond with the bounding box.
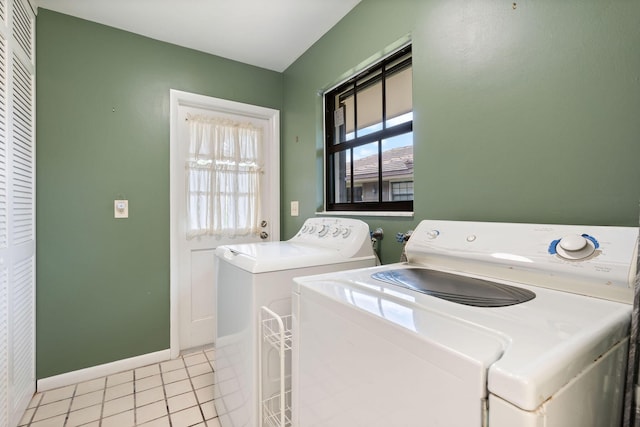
[291,201,299,217]
[114,200,129,218]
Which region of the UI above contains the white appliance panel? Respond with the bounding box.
[292,220,638,427]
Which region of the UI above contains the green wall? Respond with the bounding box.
[282,0,640,263]
[36,9,283,378]
[37,1,640,378]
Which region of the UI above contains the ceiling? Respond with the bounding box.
[31,0,361,72]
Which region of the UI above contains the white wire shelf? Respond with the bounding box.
[260,306,292,427]
[262,390,292,427]
[261,310,292,352]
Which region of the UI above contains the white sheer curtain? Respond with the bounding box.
[186,114,263,239]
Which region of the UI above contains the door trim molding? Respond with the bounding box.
[169,89,280,358]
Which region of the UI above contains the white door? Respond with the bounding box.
[170,90,280,355]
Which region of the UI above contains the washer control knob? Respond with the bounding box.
[318,225,329,237]
[558,234,587,252]
[426,230,439,239]
[555,234,596,260]
[330,226,341,237]
[307,225,316,233]
[341,227,352,238]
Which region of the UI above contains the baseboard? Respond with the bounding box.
[36,349,171,392]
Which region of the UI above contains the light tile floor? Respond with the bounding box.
[19,347,221,427]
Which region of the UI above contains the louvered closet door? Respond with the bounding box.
[0,28,9,427]
[0,0,35,425]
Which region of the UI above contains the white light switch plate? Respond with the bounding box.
[291,201,299,217]
[114,200,128,218]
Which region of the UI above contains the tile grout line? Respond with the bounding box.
[191,351,208,424]
[132,369,137,426]
[203,348,221,425]
[62,383,77,427]
[189,350,214,426]
[160,357,184,427]
[97,377,107,427]
[24,393,41,426]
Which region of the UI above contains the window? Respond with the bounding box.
[185,115,263,239]
[325,45,413,212]
[391,181,414,201]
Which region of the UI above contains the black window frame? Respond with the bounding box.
[324,45,413,213]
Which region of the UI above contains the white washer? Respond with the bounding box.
[292,220,638,427]
[214,217,376,427]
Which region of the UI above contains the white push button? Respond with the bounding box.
[466,235,477,242]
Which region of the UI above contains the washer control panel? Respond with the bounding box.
[406,220,639,302]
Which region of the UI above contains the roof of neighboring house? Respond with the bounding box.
[346,145,413,180]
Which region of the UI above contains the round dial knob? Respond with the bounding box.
[426,230,439,239]
[558,235,587,252]
[318,225,329,237]
[330,226,341,237]
[556,234,595,260]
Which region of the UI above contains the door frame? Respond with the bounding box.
[169,89,280,358]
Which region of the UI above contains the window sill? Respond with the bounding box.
[317,211,414,218]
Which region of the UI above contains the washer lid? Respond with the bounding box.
[294,264,632,411]
[298,274,508,402]
[216,241,369,273]
[371,268,536,307]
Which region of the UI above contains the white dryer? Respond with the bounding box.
[214,217,376,427]
[292,220,638,427]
